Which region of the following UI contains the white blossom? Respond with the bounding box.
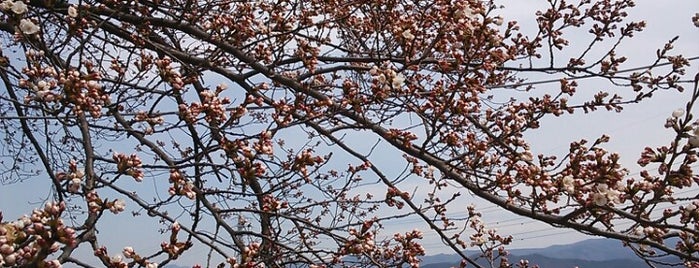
[11,0,26,14]
[672,108,685,118]
[109,199,126,214]
[492,17,503,26]
[0,244,11,255]
[0,0,13,11]
[122,246,135,258]
[67,5,78,18]
[110,255,123,263]
[19,19,40,35]
[606,189,621,204]
[4,253,16,266]
[376,73,386,84]
[644,226,655,235]
[592,192,608,206]
[36,80,49,91]
[561,175,575,192]
[472,236,486,246]
[73,168,84,179]
[401,30,415,40]
[392,73,406,88]
[454,5,476,20]
[68,178,82,193]
[369,66,379,76]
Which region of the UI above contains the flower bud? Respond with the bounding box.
[672,109,685,118]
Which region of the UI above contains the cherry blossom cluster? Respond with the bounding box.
[338,79,366,112]
[0,0,40,36]
[222,250,264,268]
[368,65,407,101]
[270,98,295,126]
[637,146,669,167]
[589,183,623,206]
[188,85,232,125]
[55,61,109,118]
[386,129,419,148]
[134,51,154,73]
[337,222,428,267]
[85,191,126,215]
[160,222,192,260]
[0,202,76,267]
[379,229,425,268]
[168,169,196,199]
[122,246,135,259]
[680,200,699,225]
[0,0,27,15]
[107,199,126,214]
[197,5,274,63]
[221,137,268,182]
[93,246,158,268]
[154,57,184,91]
[177,86,232,126]
[532,137,628,214]
[454,205,512,257]
[240,242,262,265]
[93,247,127,268]
[252,131,274,156]
[676,221,699,267]
[261,194,288,213]
[20,49,61,103]
[113,153,144,182]
[295,39,320,72]
[384,187,410,209]
[291,149,325,178]
[61,4,87,37]
[340,221,377,255]
[560,175,576,193]
[55,160,84,194]
[346,161,373,175]
[468,214,492,247]
[86,191,102,213]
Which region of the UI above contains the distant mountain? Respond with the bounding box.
[164,239,679,268]
[508,238,636,261]
[422,253,651,268]
[420,238,636,264]
[420,238,679,268]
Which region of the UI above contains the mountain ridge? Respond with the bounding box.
[162,238,678,267]
[420,238,678,268]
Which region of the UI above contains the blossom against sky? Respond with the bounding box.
[0,1,697,267]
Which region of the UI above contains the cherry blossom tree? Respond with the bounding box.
[0,0,697,267]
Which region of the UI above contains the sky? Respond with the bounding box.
[0,0,698,267]
[465,0,699,249]
[384,0,699,253]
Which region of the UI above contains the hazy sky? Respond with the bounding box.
[479,0,699,249]
[382,0,699,254]
[0,1,698,267]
